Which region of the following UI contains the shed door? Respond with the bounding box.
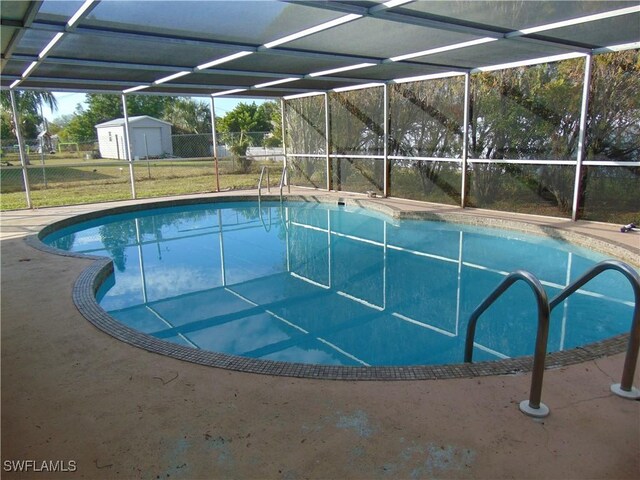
[133,127,163,158]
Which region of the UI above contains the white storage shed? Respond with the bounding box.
[95,116,173,160]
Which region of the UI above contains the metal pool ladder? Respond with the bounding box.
[464,270,551,418]
[464,259,640,418]
[258,165,288,203]
[549,260,640,400]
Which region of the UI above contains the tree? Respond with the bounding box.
[259,101,282,147]
[468,58,584,210]
[0,90,58,140]
[389,77,465,202]
[0,91,58,164]
[162,98,210,134]
[283,95,326,187]
[61,103,99,142]
[585,50,639,162]
[578,50,639,219]
[218,102,273,172]
[329,87,385,192]
[48,113,75,136]
[85,93,172,122]
[285,96,325,153]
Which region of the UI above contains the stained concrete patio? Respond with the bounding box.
[2,189,639,479]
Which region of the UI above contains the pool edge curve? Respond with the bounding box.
[25,194,637,381]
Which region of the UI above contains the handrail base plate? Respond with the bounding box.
[610,384,640,400]
[519,400,550,418]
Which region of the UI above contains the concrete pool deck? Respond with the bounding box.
[1,189,639,479]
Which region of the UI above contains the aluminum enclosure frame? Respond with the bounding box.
[2,1,638,219]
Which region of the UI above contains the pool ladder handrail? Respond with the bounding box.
[549,259,640,399]
[464,270,551,418]
[258,165,270,202]
[464,259,640,418]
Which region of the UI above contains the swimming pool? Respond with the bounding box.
[41,199,636,372]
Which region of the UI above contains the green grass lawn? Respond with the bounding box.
[1,156,636,224]
[0,157,282,210]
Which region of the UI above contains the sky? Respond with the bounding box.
[41,92,268,122]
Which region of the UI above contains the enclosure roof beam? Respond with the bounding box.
[64,0,101,32]
[281,0,503,37]
[27,21,471,72]
[8,54,400,85]
[3,1,636,97]
[12,84,282,99]
[1,1,43,69]
[285,0,607,55]
[9,1,101,87]
[1,74,323,95]
[29,22,372,63]
[374,10,592,53]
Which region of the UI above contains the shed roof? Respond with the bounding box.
[1,1,638,99]
[95,115,173,128]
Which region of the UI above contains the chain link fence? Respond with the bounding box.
[1,133,284,210]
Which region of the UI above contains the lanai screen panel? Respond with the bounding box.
[285,95,327,189]
[1,1,639,222]
[466,57,585,216]
[469,58,584,161]
[329,87,385,156]
[582,49,640,221]
[329,87,385,195]
[388,75,465,204]
[389,77,465,158]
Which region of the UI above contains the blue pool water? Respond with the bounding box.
[44,201,635,367]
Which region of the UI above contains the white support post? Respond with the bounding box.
[461,73,470,208]
[9,89,32,209]
[210,96,220,192]
[324,92,331,191]
[280,98,289,192]
[121,94,137,199]
[571,54,593,221]
[383,83,390,197]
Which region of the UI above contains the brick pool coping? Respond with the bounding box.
[26,194,636,381]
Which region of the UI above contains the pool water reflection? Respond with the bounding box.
[45,201,635,366]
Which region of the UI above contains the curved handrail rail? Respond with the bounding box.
[464,270,551,416]
[549,259,640,397]
[258,166,267,202]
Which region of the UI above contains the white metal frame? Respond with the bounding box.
[5,0,638,215]
[571,55,593,221]
[8,90,32,209]
[210,97,221,192]
[283,47,638,219]
[121,93,136,199]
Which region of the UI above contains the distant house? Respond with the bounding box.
[95,116,173,160]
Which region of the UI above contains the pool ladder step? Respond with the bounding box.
[464,259,640,418]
